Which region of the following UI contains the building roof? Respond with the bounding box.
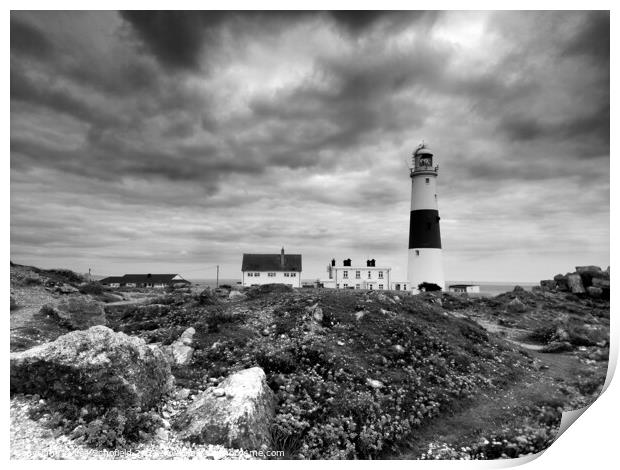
[242,253,302,272]
[448,284,479,288]
[123,274,188,284]
[99,276,125,284]
[101,274,189,284]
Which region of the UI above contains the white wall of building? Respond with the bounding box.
[242,270,301,288]
[390,281,411,292]
[324,266,391,290]
[449,285,481,294]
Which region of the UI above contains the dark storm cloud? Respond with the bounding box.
[120,11,226,71]
[121,10,439,71]
[562,11,609,63]
[11,66,126,129]
[10,15,55,59]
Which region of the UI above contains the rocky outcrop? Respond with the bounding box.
[541,265,609,300]
[507,297,527,313]
[587,286,603,299]
[45,297,107,330]
[575,266,604,287]
[552,274,569,292]
[566,274,586,294]
[228,290,246,300]
[161,327,196,366]
[173,327,195,365]
[174,367,275,449]
[10,326,173,407]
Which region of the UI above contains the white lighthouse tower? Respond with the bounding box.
[407,143,445,293]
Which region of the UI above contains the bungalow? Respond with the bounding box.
[448,284,481,294]
[99,273,190,289]
[242,248,302,288]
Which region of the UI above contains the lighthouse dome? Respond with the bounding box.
[414,145,433,157]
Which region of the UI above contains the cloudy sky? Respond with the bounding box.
[10,10,609,282]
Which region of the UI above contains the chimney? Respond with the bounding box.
[371,259,376,267]
[280,247,285,267]
[331,258,336,267]
[366,260,370,267]
[343,258,351,267]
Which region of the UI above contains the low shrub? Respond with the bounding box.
[79,282,104,296]
[28,399,162,449]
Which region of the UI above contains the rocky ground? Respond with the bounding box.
[9,263,610,460]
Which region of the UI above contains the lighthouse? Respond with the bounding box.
[407,143,445,293]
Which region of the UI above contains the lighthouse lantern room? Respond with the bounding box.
[407,143,445,293]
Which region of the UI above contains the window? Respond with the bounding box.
[355,284,360,289]
[355,270,360,279]
[247,273,253,277]
[379,284,384,290]
[368,271,372,279]
[343,271,349,279]
[254,272,260,277]
[403,285,407,290]
[336,283,340,289]
[284,273,290,277]
[291,273,297,277]
[369,284,373,290]
[343,283,348,288]
[425,178,430,184]
[268,272,276,277]
[378,271,384,279]
[415,250,420,256]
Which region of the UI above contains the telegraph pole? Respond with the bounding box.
[216,265,219,288]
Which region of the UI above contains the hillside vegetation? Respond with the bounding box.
[10,263,610,459]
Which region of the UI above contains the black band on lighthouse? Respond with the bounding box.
[409,209,442,249]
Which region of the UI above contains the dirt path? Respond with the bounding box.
[392,323,587,459]
[10,285,58,331]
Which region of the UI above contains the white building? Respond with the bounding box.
[390,281,411,292]
[448,284,481,294]
[323,258,394,291]
[241,248,302,288]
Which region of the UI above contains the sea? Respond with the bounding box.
[188,278,537,297]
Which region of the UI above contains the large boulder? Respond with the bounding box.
[174,367,275,449]
[553,274,569,292]
[507,297,527,313]
[566,274,586,294]
[576,266,603,288]
[540,280,556,291]
[592,278,610,289]
[587,286,603,299]
[228,290,246,300]
[47,297,107,330]
[164,327,196,366]
[10,326,173,407]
